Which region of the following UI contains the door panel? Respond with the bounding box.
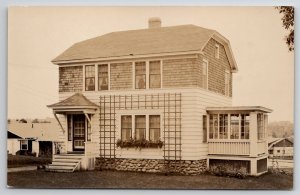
[73,114,85,151]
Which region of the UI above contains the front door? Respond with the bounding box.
[73,114,85,151]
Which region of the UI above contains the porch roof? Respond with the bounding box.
[47,93,99,113]
[206,106,273,113]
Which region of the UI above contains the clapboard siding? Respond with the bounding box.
[58,88,231,160]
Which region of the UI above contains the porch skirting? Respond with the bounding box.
[95,158,207,175]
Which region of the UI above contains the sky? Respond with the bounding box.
[7,6,294,122]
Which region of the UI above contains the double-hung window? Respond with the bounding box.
[135,115,146,140]
[135,62,146,89]
[149,115,160,141]
[209,114,218,139]
[98,64,108,90]
[85,65,95,91]
[149,61,161,88]
[121,115,132,141]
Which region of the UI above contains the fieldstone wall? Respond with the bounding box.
[95,158,207,175]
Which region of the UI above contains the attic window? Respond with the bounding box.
[215,44,220,59]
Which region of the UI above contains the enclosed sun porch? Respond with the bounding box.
[205,106,272,157]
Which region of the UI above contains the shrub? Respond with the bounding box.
[116,138,164,149]
[209,164,248,179]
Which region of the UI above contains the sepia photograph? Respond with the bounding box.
[7,6,294,189]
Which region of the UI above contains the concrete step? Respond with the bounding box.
[51,161,78,166]
[46,154,83,172]
[48,165,75,170]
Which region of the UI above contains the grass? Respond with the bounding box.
[7,169,293,189]
[7,154,51,168]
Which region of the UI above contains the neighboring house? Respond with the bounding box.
[47,18,272,175]
[268,137,293,158]
[8,120,60,157]
[7,131,22,155]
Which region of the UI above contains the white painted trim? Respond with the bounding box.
[53,51,202,65]
[215,44,220,59]
[225,70,230,96]
[160,60,163,88]
[202,59,209,90]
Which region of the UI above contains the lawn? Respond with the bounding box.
[7,169,293,189]
[7,154,51,168]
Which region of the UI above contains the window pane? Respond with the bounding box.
[135,115,146,140]
[257,114,264,140]
[230,114,239,139]
[98,64,108,90]
[219,114,228,139]
[150,74,161,88]
[135,62,146,74]
[135,75,146,89]
[150,115,160,128]
[121,115,132,141]
[85,65,95,91]
[209,114,218,139]
[149,61,160,74]
[149,115,160,141]
[241,114,249,139]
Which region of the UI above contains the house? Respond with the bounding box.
[8,120,61,157]
[47,18,272,175]
[7,131,22,155]
[268,137,293,158]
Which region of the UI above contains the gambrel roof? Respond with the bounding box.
[52,24,238,72]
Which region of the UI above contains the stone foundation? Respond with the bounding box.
[95,158,207,175]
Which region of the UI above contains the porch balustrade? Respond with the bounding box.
[208,140,250,156]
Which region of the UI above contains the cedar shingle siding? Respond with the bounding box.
[203,38,232,97]
[163,58,201,88]
[110,62,133,90]
[59,66,83,92]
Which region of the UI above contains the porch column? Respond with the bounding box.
[249,112,258,157]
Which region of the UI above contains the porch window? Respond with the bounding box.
[202,59,208,89]
[21,140,28,150]
[203,115,207,143]
[149,115,160,141]
[85,65,95,91]
[135,115,146,140]
[209,114,218,139]
[225,71,230,96]
[135,62,146,89]
[149,61,161,88]
[98,64,108,90]
[230,114,239,139]
[121,115,132,141]
[241,114,250,139]
[219,114,228,139]
[67,115,72,141]
[257,113,265,140]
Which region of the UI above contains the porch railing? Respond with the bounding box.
[208,140,250,156]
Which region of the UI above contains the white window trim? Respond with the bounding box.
[83,63,110,92]
[225,70,230,96]
[215,44,220,59]
[202,59,209,90]
[83,64,96,92]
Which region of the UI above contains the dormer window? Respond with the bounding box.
[215,44,220,59]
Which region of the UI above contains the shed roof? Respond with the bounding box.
[52,24,238,71]
[206,106,273,113]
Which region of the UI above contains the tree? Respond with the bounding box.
[19,118,27,123]
[276,6,294,51]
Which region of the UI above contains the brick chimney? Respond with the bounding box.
[148,17,161,29]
